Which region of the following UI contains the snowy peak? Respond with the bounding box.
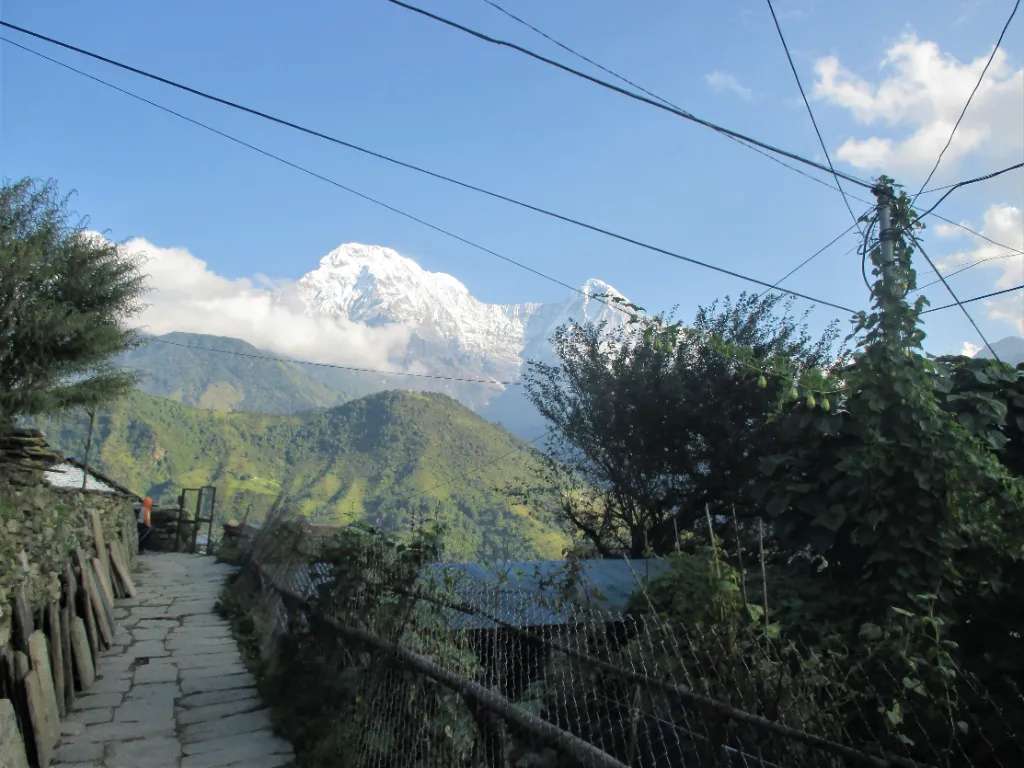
[295,241,628,378]
[299,243,472,326]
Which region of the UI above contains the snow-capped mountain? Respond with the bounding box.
[295,243,627,395]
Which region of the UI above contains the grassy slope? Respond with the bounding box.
[37,389,567,560]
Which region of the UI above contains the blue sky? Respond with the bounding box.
[1,0,1021,358]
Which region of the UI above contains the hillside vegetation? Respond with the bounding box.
[117,332,358,414]
[36,389,567,559]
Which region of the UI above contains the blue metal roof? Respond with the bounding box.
[422,559,671,629]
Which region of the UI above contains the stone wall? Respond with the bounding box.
[0,479,137,646]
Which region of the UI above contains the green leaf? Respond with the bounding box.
[859,622,883,641]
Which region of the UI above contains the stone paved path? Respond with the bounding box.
[53,554,294,768]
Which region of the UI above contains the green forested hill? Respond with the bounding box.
[117,332,357,414]
[35,389,567,559]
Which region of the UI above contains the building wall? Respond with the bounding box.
[0,478,136,646]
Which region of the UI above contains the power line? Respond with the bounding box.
[915,0,1021,198]
[403,3,1024,267]
[917,162,1024,221]
[146,337,522,386]
[929,214,1024,257]
[6,33,867,407]
[479,0,864,290]
[383,0,874,190]
[773,242,858,294]
[914,252,1022,292]
[0,36,632,323]
[909,234,1001,360]
[481,0,842,198]
[920,283,1023,314]
[0,27,857,313]
[763,0,863,236]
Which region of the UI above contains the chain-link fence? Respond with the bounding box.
[229,514,1022,768]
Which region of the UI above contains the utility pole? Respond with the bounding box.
[874,181,895,290]
[81,409,96,489]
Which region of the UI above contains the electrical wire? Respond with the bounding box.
[909,234,1001,361]
[763,0,863,235]
[0,29,857,314]
[914,252,1022,292]
[459,2,1024,267]
[146,337,521,386]
[0,36,632,321]
[481,0,843,200]
[914,0,1021,199]
[920,283,1023,314]
[760,226,860,302]
[930,213,1024,256]
[916,162,1024,221]
[382,0,874,189]
[480,0,865,290]
[860,216,879,296]
[4,36,871,405]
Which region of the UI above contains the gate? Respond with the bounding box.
[175,485,218,553]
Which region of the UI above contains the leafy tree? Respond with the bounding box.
[757,179,1024,631]
[0,178,145,427]
[525,292,841,557]
[934,354,1024,477]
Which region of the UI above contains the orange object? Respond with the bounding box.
[142,496,153,527]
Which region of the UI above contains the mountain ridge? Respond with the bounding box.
[124,242,628,433]
[34,388,568,560]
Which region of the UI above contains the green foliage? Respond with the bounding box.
[934,354,1024,476]
[119,332,356,414]
[228,524,481,768]
[0,178,145,425]
[525,292,841,556]
[34,388,569,559]
[629,549,746,629]
[757,180,1024,625]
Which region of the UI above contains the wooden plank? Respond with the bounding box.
[0,698,30,768]
[108,541,138,598]
[45,604,65,719]
[108,545,126,599]
[26,631,59,763]
[73,557,99,664]
[69,618,95,690]
[13,651,29,680]
[63,562,76,604]
[89,508,112,586]
[92,555,115,609]
[1,649,36,768]
[23,669,56,767]
[59,605,74,712]
[89,558,117,634]
[11,585,32,653]
[79,558,112,648]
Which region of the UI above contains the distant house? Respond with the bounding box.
[43,457,141,499]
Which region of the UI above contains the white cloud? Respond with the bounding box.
[933,222,964,239]
[705,70,753,101]
[930,205,1024,333]
[960,341,981,357]
[812,35,1023,175]
[119,237,411,369]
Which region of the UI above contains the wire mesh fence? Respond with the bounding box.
[229,514,1022,768]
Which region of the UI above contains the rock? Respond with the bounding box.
[24,669,57,767]
[70,617,96,689]
[0,698,30,768]
[27,632,60,752]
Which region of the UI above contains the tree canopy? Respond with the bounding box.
[0,178,146,427]
[525,292,842,556]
